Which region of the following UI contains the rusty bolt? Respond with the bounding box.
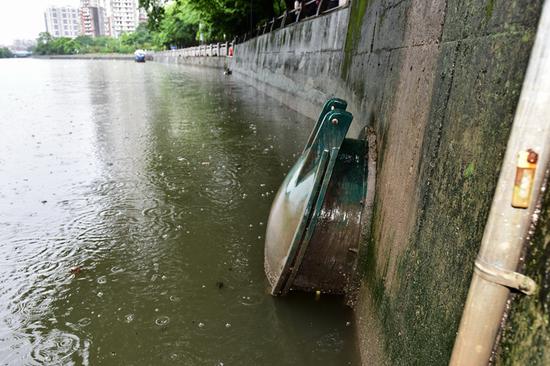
[527,149,538,164]
[331,118,339,125]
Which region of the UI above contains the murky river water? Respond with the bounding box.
[0,59,358,365]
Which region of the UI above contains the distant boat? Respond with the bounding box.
[134,49,146,63]
[13,51,32,58]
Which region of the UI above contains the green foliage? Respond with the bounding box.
[34,33,80,55]
[35,0,289,55]
[140,0,285,49]
[139,0,166,31]
[121,24,155,49]
[184,0,277,40]
[33,28,159,55]
[153,2,200,48]
[0,47,13,58]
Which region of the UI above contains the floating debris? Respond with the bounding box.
[69,266,82,275]
[155,316,170,326]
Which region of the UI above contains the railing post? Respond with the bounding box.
[316,0,325,16]
[270,18,275,32]
[282,10,288,27]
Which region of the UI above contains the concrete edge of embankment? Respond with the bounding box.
[152,54,227,69]
[33,54,134,60]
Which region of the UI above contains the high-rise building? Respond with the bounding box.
[109,0,143,38]
[44,6,81,38]
[80,0,110,37]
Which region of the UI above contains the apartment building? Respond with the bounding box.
[109,0,142,38]
[43,0,145,39]
[80,0,110,37]
[44,6,81,38]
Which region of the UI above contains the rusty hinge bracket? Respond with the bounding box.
[474,259,537,296]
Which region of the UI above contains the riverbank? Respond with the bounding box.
[33,53,133,60]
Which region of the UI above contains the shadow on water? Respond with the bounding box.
[0,60,359,365]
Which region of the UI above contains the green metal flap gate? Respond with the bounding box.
[264,98,368,296]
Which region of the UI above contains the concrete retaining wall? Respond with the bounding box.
[229,1,544,364]
[230,8,352,125]
[340,1,542,364]
[154,1,546,364]
[153,51,227,69]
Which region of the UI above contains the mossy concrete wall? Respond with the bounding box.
[341,0,542,364]
[230,1,545,364]
[494,171,550,365]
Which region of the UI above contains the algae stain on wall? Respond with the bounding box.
[485,0,495,19]
[463,162,475,178]
[342,0,370,79]
[343,0,545,363]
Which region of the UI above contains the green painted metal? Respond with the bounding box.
[303,98,348,153]
[264,98,367,296]
[290,137,367,294]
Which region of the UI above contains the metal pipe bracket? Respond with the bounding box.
[474,259,537,296]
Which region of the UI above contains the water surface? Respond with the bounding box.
[0,59,358,365]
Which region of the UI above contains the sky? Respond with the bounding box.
[0,0,80,46]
